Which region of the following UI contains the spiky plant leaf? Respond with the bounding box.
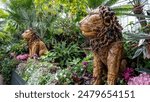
[132,47,143,59]
[112,5,133,12]
[136,68,150,74]
[124,32,150,40]
[122,13,150,18]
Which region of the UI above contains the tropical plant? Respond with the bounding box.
[129,0,148,31]
[87,0,133,16]
[0,57,19,84]
[40,42,84,68]
[57,52,93,85]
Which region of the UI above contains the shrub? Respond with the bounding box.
[56,53,93,85]
[40,42,84,68]
[0,57,19,84]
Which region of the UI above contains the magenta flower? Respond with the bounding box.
[16,54,29,61]
[82,61,88,67]
[128,73,150,85]
[122,68,134,81]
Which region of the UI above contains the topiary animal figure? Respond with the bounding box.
[79,6,124,85]
[22,28,48,58]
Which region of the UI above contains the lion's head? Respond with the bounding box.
[22,28,39,41]
[79,6,123,51]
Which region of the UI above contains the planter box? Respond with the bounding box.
[11,70,26,85]
[0,74,4,85]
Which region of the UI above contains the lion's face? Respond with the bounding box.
[79,9,103,38]
[22,29,34,41]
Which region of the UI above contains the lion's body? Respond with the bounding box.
[79,6,124,85]
[22,29,48,58]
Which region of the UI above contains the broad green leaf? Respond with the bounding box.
[0,9,9,18]
[0,32,5,39]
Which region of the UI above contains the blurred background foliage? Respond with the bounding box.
[0,0,150,84]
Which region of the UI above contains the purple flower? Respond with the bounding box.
[128,73,150,85]
[82,61,88,67]
[82,53,87,57]
[122,68,134,81]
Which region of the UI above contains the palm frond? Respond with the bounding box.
[113,5,133,16]
[122,13,150,18]
[112,5,133,11]
[9,0,33,10]
[124,32,150,40]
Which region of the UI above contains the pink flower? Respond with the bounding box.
[16,54,29,61]
[128,73,150,85]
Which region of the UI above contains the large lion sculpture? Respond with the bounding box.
[79,6,125,85]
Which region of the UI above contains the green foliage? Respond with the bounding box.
[104,0,120,6]
[57,53,93,85]
[16,59,60,85]
[113,5,133,15]
[9,0,33,10]
[1,0,149,85]
[87,0,104,8]
[0,58,19,84]
[0,8,9,18]
[57,68,73,85]
[41,42,84,67]
[1,0,7,3]
[123,40,137,59]
[10,41,27,54]
[0,32,6,40]
[87,0,132,17]
[57,0,87,21]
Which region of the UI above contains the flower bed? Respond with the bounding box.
[14,59,60,85]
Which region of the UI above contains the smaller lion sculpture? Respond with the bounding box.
[22,28,48,58]
[79,6,125,85]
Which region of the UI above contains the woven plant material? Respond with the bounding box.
[22,28,48,58]
[79,6,124,85]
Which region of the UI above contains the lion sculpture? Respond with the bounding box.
[79,6,124,85]
[22,28,48,58]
